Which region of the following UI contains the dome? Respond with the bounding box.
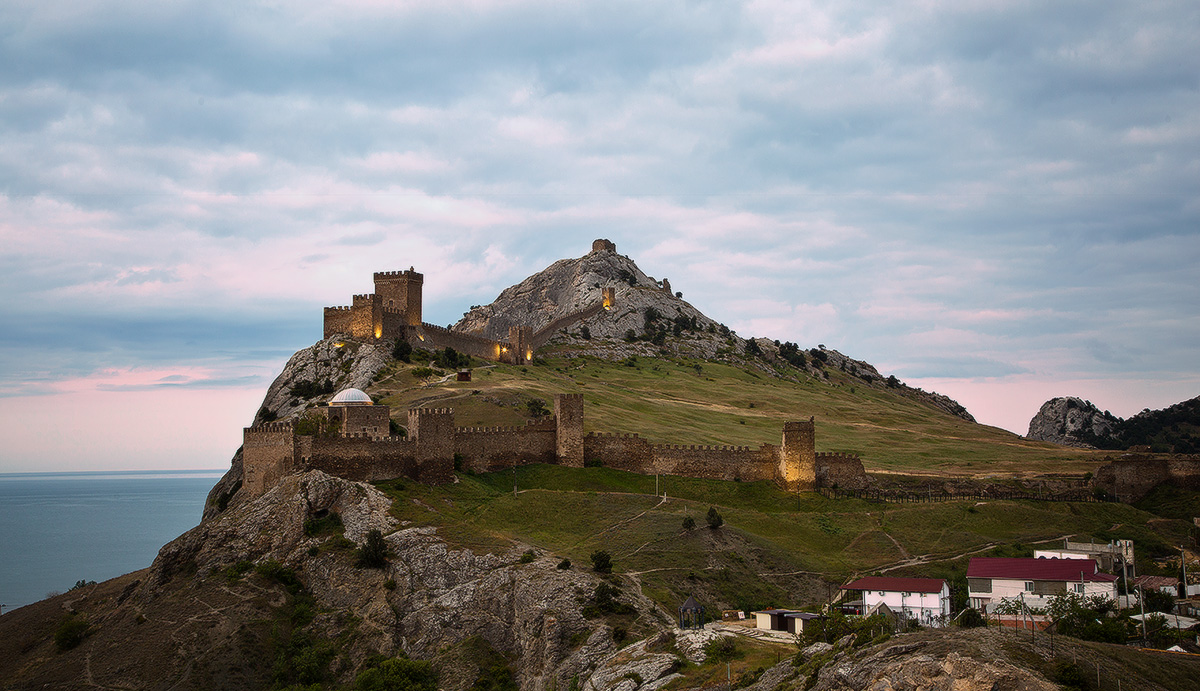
[329,388,373,406]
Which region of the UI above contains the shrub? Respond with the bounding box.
[526,398,549,418]
[557,558,571,570]
[357,529,390,568]
[384,579,397,591]
[682,516,696,530]
[351,655,437,691]
[54,616,90,651]
[390,418,407,437]
[590,550,613,574]
[579,326,590,340]
[392,340,412,363]
[303,510,343,537]
[706,507,724,529]
[583,583,636,617]
[703,637,741,663]
[518,550,535,564]
[410,367,436,379]
[956,607,985,628]
[69,579,96,591]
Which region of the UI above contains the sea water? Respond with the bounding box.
[0,470,224,613]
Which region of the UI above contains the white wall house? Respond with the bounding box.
[840,577,950,627]
[967,558,1118,611]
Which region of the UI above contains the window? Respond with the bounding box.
[1024,582,1034,592]
[1073,583,1084,594]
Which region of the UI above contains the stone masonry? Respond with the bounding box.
[242,394,867,498]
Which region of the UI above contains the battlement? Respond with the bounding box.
[456,418,556,435]
[410,407,453,417]
[352,294,375,305]
[374,269,423,281]
[653,444,754,452]
[586,432,642,439]
[246,420,296,433]
[324,306,353,313]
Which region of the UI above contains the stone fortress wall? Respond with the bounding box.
[242,395,868,498]
[1092,455,1200,502]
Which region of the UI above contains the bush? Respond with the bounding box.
[590,550,613,574]
[518,550,535,564]
[682,516,696,530]
[557,558,571,570]
[526,398,549,418]
[54,616,90,651]
[579,326,590,340]
[392,340,413,363]
[303,510,343,537]
[703,637,742,663]
[706,507,724,529]
[351,655,437,691]
[956,607,985,628]
[357,529,390,568]
[583,583,636,617]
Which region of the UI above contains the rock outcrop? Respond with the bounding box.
[1026,396,1117,447]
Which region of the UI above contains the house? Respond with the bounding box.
[967,558,1117,611]
[1133,575,1179,594]
[1033,537,1134,574]
[839,577,951,627]
[752,609,822,634]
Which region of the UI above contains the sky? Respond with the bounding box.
[1,1,1197,472]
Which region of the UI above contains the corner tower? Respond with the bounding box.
[779,417,817,492]
[555,393,584,467]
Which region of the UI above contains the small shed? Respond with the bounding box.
[456,370,472,382]
[784,612,822,634]
[679,595,704,629]
[753,608,799,631]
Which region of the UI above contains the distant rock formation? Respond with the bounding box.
[1026,397,1117,447]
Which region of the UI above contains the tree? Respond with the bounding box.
[357,529,390,568]
[579,325,590,340]
[682,516,696,530]
[1143,587,1177,613]
[706,507,724,529]
[590,550,613,573]
[351,656,437,691]
[744,339,761,356]
[392,339,412,363]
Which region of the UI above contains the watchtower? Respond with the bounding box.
[507,326,533,364]
[602,286,616,311]
[555,393,585,467]
[374,268,423,326]
[592,238,616,253]
[779,418,817,491]
[408,407,454,484]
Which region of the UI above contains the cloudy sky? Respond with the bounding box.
[1,1,1197,472]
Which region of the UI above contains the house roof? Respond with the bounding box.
[753,608,797,615]
[840,576,948,594]
[680,595,702,611]
[784,612,822,620]
[967,557,1117,582]
[1133,575,1179,589]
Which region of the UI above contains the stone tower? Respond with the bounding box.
[555,393,584,467]
[374,269,423,326]
[507,326,533,364]
[779,417,817,492]
[601,286,616,311]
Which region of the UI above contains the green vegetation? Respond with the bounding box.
[350,655,437,691]
[356,529,389,568]
[373,464,1193,619]
[54,616,90,651]
[303,511,343,538]
[590,550,612,574]
[705,506,723,529]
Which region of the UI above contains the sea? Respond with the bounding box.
[0,469,225,613]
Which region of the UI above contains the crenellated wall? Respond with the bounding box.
[244,397,865,498]
[1092,456,1200,502]
[455,420,557,473]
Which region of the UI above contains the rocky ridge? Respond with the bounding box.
[1026,396,1117,447]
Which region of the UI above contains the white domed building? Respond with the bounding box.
[323,387,390,439]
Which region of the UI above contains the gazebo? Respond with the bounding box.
[679,595,704,629]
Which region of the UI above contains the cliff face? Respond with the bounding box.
[1026,397,1118,447]
[0,470,666,691]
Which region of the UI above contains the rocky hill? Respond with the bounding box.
[1026,397,1118,448]
[1028,395,1199,452]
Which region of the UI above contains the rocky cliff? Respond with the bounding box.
[1026,396,1119,447]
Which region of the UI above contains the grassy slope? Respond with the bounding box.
[369,352,1106,476]
[376,464,1193,620]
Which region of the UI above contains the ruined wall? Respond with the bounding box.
[1093,456,1200,502]
[529,302,606,348]
[454,420,557,473]
[323,307,353,339]
[415,323,504,361]
[555,394,584,467]
[815,453,868,490]
[584,433,655,471]
[298,435,418,483]
[592,239,616,252]
[242,422,299,497]
[650,444,777,482]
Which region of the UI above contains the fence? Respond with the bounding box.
[816,487,1114,504]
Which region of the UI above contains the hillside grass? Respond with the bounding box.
[368,352,1106,477]
[376,465,1192,617]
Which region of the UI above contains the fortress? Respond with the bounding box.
[243,392,868,498]
[243,239,869,498]
[322,239,619,365]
